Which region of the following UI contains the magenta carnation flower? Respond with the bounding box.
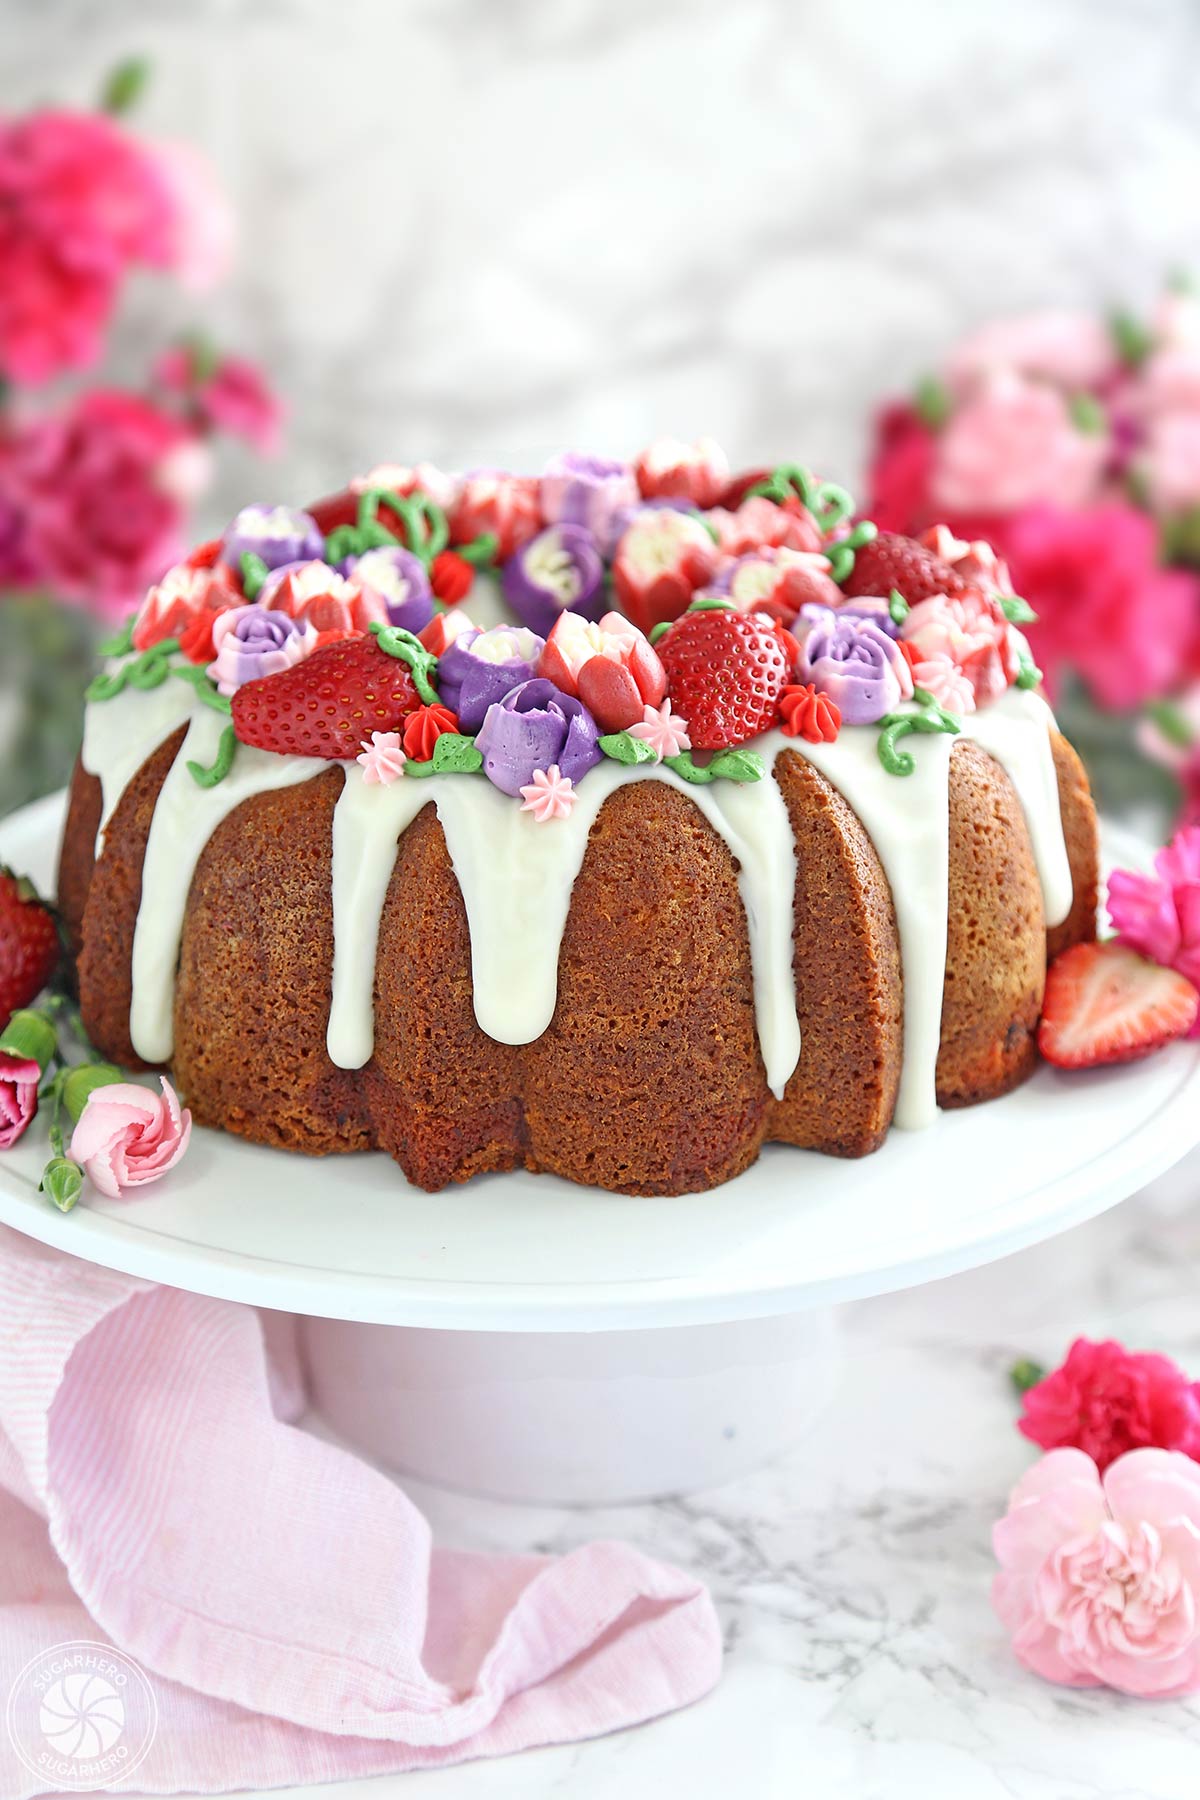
[1108,824,1200,1032]
[1018,1337,1200,1472]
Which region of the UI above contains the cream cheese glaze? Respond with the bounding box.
[80,665,1072,1127]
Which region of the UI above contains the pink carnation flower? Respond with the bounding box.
[1108,825,1200,1031]
[1018,1337,1200,1470]
[155,346,281,455]
[69,1076,191,1199]
[147,139,234,291]
[0,1054,40,1150]
[902,589,1019,706]
[993,1447,1200,1696]
[0,108,177,384]
[945,308,1118,394]
[0,389,197,618]
[1003,503,1198,709]
[1140,411,1200,515]
[932,374,1108,516]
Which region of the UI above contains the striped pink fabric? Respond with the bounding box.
[0,1227,721,1796]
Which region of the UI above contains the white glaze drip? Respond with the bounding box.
[80,670,196,856]
[327,754,801,1098]
[960,687,1073,929]
[129,708,326,1063]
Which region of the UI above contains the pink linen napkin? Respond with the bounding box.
[0,1226,721,1797]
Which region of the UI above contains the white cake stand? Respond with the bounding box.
[2,792,1198,1502]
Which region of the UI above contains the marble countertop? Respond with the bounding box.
[224,1147,1200,1800]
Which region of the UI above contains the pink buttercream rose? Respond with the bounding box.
[945,308,1118,394]
[993,1447,1200,1696]
[911,651,976,715]
[69,1076,191,1199]
[1108,825,1200,1032]
[0,1054,40,1150]
[932,375,1108,515]
[902,589,1019,706]
[1018,1337,1200,1470]
[1003,503,1198,709]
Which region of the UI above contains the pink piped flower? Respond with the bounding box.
[993,1448,1200,1696]
[634,436,730,509]
[133,558,241,654]
[705,494,824,559]
[1108,825,1200,1030]
[0,1055,40,1150]
[1018,1338,1200,1471]
[69,1077,191,1199]
[540,609,667,734]
[902,589,1020,706]
[911,652,976,716]
[932,374,1108,516]
[919,524,1015,600]
[357,731,407,786]
[519,764,577,823]
[629,700,692,761]
[261,560,387,637]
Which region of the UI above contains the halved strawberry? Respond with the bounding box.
[232,635,424,759]
[657,607,790,749]
[840,531,969,603]
[1038,941,1199,1069]
[0,867,60,1026]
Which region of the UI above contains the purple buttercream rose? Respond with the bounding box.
[539,452,639,555]
[475,678,602,797]
[207,605,316,697]
[219,504,324,574]
[829,594,903,639]
[437,624,546,733]
[796,607,914,725]
[344,545,434,634]
[501,524,605,636]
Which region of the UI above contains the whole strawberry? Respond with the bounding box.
[232,632,426,759]
[841,531,969,604]
[0,869,60,1026]
[657,606,790,749]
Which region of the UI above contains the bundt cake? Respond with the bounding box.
[58,448,1099,1195]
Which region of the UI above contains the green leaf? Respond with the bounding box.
[431,732,483,774]
[914,375,951,430]
[100,56,151,115]
[598,731,657,766]
[1110,309,1154,370]
[706,747,766,783]
[1068,392,1107,437]
[648,620,673,645]
[888,587,910,625]
[1016,650,1042,690]
[1145,699,1195,751]
[97,614,137,658]
[240,551,270,601]
[999,592,1037,625]
[1009,1357,1046,1397]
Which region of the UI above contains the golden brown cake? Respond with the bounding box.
[59,452,1099,1195]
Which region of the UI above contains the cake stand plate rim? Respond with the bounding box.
[0,792,1194,1333]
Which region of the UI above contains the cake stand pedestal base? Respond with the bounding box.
[301,1310,839,1504]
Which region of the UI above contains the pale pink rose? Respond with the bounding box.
[69,1077,191,1199]
[932,375,1108,515]
[946,309,1118,393]
[902,590,1019,706]
[993,1447,1200,1697]
[147,139,235,291]
[912,652,976,715]
[1140,412,1200,514]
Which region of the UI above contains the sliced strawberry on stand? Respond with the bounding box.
[655,604,791,750]
[0,869,60,1025]
[1038,941,1199,1069]
[840,531,970,603]
[231,627,432,760]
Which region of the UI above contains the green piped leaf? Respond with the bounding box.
[1016,650,1042,691]
[431,732,483,773]
[187,723,237,788]
[664,747,765,785]
[240,551,270,601]
[888,587,910,625]
[97,614,136,658]
[999,592,1037,625]
[598,731,658,767]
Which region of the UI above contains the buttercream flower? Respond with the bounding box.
[501,523,605,636]
[910,651,976,715]
[945,308,1119,394]
[207,606,317,696]
[0,1054,40,1150]
[713,545,842,627]
[419,610,477,656]
[133,558,241,655]
[449,471,541,560]
[919,524,1015,600]
[932,373,1108,515]
[993,1447,1200,1696]
[779,683,841,744]
[220,504,324,575]
[154,346,282,454]
[436,624,545,733]
[611,509,719,634]
[634,436,730,508]
[519,764,577,823]
[430,550,474,606]
[629,699,691,761]
[475,678,601,797]
[259,560,387,636]
[69,1076,191,1199]
[795,608,914,725]
[540,610,668,734]
[343,545,434,635]
[1003,504,1197,709]
[1108,825,1200,1029]
[902,589,1019,707]
[540,452,639,555]
[357,731,407,786]
[705,494,824,558]
[1018,1338,1200,1471]
[402,703,459,762]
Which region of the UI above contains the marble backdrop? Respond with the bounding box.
[6,0,1200,528]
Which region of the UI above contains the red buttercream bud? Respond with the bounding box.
[186,538,223,570]
[780,682,841,744]
[430,550,474,605]
[403,702,460,761]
